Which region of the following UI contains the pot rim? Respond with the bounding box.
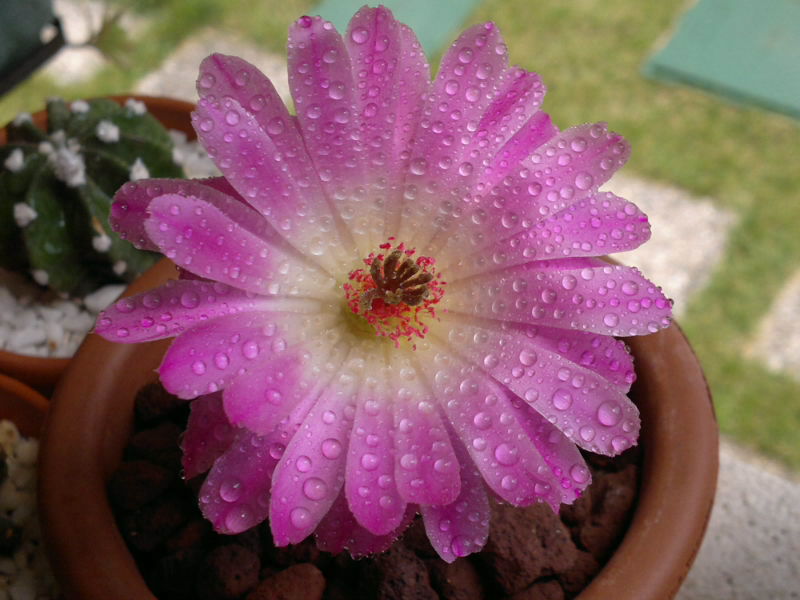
[0,95,196,392]
[0,372,49,437]
[39,259,719,600]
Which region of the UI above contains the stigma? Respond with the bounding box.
[344,239,445,347]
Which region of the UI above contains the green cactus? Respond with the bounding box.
[0,97,185,296]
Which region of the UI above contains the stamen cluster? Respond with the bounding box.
[344,240,445,346]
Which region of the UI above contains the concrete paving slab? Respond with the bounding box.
[678,440,800,600]
[604,174,737,318]
[748,268,800,382]
[135,29,290,104]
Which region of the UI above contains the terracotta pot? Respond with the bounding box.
[0,372,48,437]
[0,95,195,394]
[39,258,718,600]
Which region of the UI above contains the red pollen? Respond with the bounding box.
[344,241,445,348]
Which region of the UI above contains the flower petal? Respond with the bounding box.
[398,22,513,246]
[440,313,635,392]
[157,311,330,400]
[448,192,652,280]
[197,54,318,190]
[191,95,352,272]
[344,6,430,250]
[315,491,415,557]
[479,110,558,188]
[509,399,591,504]
[446,258,672,337]
[269,375,357,546]
[94,279,272,344]
[181,392,235,479]
[288,16,363,192]
[420,430,490,562]
[344,376,406,535]
[223,331,343,435]
[199,368,331,535]
[434,316,641,456]
[198,428,277,534]
[144,193,332,296]
[111,177,245,252]
[414,348,563,508]
[392,380,461,506]
[467,68,546,172]
[430,123,630,261]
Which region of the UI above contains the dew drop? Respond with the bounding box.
[597,401,622,426]
[570,464,590,483]
[561,275,577,290]
[296,455,312,473]
[192,360,206,375]
[473,412,492,430]
[242,341,259,359]
[213,352,229,369]
[519,349,537,366]
[400,453,418,470]
[351,27,369,44]
[579,426,596,442]
[494,442,519,466]
[603,313,619,327]
[220,478,243,502]
[266,117,285,135]
[457,47,474,63]
[500,474,518,490]
[302,477,328,501]
[290,506,312,529]
[621,280,639,296]
[142,292,162,309]
[611,436,630,453]
[180,291,200,308]
[321,438,342,459]
[552,389,573,410]
[115,298,135,313]
[361,453,379,471]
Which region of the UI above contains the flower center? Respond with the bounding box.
[344,239,445,347]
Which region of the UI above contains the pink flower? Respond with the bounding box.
[96,6,671,562]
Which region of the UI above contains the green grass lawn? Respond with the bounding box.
[470,0,800,468]
[2,0,798,468]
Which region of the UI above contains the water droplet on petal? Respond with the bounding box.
[473,412,492,429]
[519,349,537,366]
[351,27,369,44]
[361,453,379,471]
[220,478,243,502]
[570,464,590,483]
[494,442,519,466]
[611,436,630,453]
[267,117,285,135]
[597,401,622,426]
[552,389,573,410]
[400,453,418,470]
[192,360,206,375]
[302,477,328,500]
[290,506,312,528]
[321,438,342,459]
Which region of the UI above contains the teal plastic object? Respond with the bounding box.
[315,0,484,57]
[644,0,800,119]
[0,0,54,74]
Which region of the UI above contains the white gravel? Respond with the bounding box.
[0,420,58,600]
